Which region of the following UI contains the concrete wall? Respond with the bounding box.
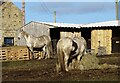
[17,22,53,46]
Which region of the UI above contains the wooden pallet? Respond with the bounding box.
[34,51,44,59]
[0,46,30,61]
[0,49,8,61]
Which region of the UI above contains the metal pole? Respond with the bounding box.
[116,0,119,20]
[54,11,56,23]
[22,0,25,25]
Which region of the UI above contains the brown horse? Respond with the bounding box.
[18,29,53,59]
[56,36,86,72]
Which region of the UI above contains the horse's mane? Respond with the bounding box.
[22,31,49,38]
[22,31,29,38]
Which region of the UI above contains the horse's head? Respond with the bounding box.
[18,29,25,40]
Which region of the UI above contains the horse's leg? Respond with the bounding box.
[77,44,86,61]
[46,45,51,59]
[63,49,70,71]
[44,44,51,59]
[46,41,52,59]
[77,53,83,63]
[83,47,87,55]
[64,55,69,71]
[43,46,47,59]
[29,47,34,59]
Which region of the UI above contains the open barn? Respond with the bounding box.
[81,20,120,55]
[17,20,120,55]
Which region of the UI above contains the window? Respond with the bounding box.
[4,37,14,46]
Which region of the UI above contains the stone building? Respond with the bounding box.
[0,1,23,46]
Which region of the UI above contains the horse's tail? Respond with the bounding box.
[82,37,87,55]
[57,40,66,72]
[48,39,53,57]
[46,36,53,59]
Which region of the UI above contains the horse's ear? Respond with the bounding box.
[20,28,23,31]
[21,28,23,31]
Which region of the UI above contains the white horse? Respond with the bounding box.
[56,36,86,72]
[71,36,87,60]
[18,29,53,59]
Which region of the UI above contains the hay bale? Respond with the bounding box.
[99,63,119,69]
[80,54,99,70]
[69,54,100,70]
[57,53,119,72]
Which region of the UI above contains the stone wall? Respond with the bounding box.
[0,2,23,46]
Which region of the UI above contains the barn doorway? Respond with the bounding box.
[112,27,120,53]
[50,28,60,54]
[80,28,91,49]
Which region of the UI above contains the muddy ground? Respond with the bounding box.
[2,54,120,81]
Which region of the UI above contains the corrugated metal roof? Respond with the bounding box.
[21,20,119,30]
[37,21,82,28]
[37,20,120,28]
[81,20,120,28]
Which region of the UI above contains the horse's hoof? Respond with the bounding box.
[65,68,69,72]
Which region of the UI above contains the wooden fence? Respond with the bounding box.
[0,46,45,61]
[0,46,30,61]
[33,51,44,59]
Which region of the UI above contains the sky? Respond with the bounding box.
[11,0,120,24]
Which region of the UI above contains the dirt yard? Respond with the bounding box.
[2,54,120,81]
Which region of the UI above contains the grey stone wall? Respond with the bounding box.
[0,2,23,46]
